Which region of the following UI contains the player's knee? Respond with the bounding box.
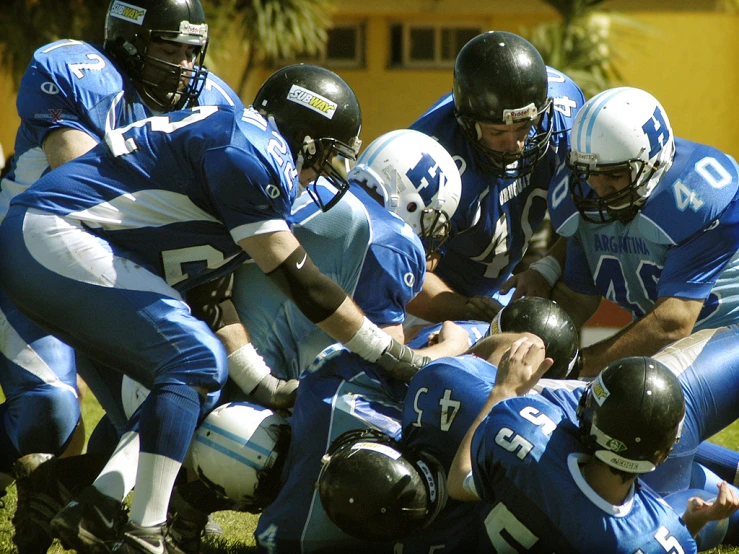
[15,387,80,455]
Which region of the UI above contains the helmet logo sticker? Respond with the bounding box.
[179,21,209,40]
[591,374,610,406]
[109,1,146,26]
[287,84,337,120]
[351,442,402,460]
[502,103,538,124]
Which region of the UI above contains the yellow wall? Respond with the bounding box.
[611,13,739,160]
[1,10,738,162]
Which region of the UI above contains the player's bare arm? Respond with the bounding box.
[42,128,99,169]
[576,296,703,378]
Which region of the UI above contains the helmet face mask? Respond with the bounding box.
[567,156,651,223]
[317,428,446,542]
[347,129,461,258]
[568,87,675,224]
[457,99,554,178]
[576,357,685,474]
[254,65,363,212]
[302,135,363,212]
[453,31,553,178]
[104,0,209,111]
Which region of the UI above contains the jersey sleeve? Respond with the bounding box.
[203,146,292,241]
[657,214,739,299]
[353,243,425,326]
[470,395,565,503]
[16,41,126,146]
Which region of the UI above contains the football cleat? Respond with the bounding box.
[50,485,127,554]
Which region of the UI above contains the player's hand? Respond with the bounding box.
[686,481,739,523]
[251,373,299,410]
[499,269,552,302]
[464,296,503,321]
[494,335,554,396]
[427,321,472,349]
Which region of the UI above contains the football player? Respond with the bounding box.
[548,87,739,377]
[407,31,585,320]
[448,350,739,552]
[228,128,489,407]
[273,299,578,553]
[0,1,243,551]
[0,64,428,554]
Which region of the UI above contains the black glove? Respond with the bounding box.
[251,374,299,410]
[375,338,431,383]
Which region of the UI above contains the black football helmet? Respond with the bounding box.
[577,357,685,474]
[253,64,363,212]
[489,297,578,379]
[317,429,446,542]
[104,0,209,111]
[453,31,553,178]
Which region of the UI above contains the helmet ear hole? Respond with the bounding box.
[347,129,462,257]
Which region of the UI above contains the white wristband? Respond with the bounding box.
[529,255,562,288]
[343,317,393,363]
[227,343,271,395]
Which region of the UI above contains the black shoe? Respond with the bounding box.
[50,485,127,554]
[112,521,186,554]
[12,453,59,554]
[167,487,222,554]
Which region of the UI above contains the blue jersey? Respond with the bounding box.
[1,39,242,220]
[397,356,498,553]
[10,106,297,292]
[255,345,405,554]
[411,68,585,296]
[406,320,490,351]
[233,181,425,379]
[550,138,739,329]
[470,391,697,553]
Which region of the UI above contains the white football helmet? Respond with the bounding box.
[347,129,461,256]
[190,401,289,510]
[567,87,675,223]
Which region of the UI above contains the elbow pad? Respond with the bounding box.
[266,245,347,323]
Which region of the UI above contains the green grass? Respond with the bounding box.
[1,390,738,553]
[0,389,259,553]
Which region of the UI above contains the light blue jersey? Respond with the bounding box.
[411,68,585,296]
[550,138,739,329]
[255,345,405,554]
[233,181,425,380]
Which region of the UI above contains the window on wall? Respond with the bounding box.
[284,22,365,69]
[390,24,482,68]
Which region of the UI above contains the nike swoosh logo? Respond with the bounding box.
[93,505,116,530]
[296,253,307,270]
[127,533,164,554]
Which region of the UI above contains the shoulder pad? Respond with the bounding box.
[638,139,739,244]
[30,40,126,98]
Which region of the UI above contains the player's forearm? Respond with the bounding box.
[448,385,516,501]
[407,272,469,322]
[578,300,698,377]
